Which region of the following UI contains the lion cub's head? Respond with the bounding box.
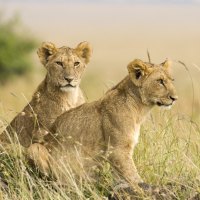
[37,41,92,92]
[128,59,178,108]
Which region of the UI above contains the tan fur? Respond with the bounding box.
[28,59,178,185]
[0,41,92,147]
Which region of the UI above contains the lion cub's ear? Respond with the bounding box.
[160,59,172,69]
[127,59,151,86]
[37,42,57,66]
[75,41,92,64]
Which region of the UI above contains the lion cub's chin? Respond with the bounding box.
[161,103,176,110]
[162,105,172,110]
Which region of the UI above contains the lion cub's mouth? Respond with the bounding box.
[156,101,173,107]
[60,84,76,88]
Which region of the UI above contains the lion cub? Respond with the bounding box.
[0,41,92,147]
[29,59,178,185]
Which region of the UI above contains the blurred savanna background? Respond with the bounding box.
[0,0,200,199]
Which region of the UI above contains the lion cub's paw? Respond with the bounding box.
[27,143,50,176]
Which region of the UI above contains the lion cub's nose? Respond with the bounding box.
[65,77,73,83]
[170,95,178,102]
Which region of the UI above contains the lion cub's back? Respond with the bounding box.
[47,101,103,145]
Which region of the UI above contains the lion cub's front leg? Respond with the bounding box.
[109,147,143,185]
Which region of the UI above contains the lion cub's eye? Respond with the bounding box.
[56,61,63,67]
[157,79,164,85]
[74,61,80,67]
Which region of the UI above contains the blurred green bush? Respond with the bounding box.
[0,15,37,83]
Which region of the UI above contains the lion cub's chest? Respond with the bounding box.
[133,124,140,146]
[61,90,80,112]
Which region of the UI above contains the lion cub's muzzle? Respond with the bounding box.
[169,95,178,102]
[60,76,77,89]
[157,94,178,107]
[168,94,178,106]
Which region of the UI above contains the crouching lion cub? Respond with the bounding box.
[0,41,92,147]
[28,59,178,186]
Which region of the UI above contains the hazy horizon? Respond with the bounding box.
[1,0,200,4]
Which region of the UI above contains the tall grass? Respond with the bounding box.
[0,109,199,199]
[0,62,200,199]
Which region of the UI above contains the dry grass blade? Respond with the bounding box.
[147,49,151,63]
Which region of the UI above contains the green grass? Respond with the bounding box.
[135,109,200,199]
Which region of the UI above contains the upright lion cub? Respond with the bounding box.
[28,59,178,186]
[0,41,92,147]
